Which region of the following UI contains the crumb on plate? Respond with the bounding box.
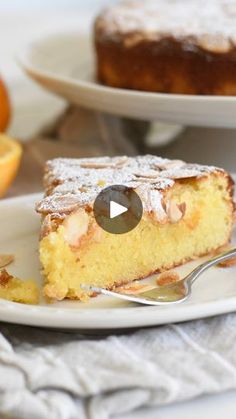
[115,281,156,295]
[156,270,180,286]
[0,269,39,305]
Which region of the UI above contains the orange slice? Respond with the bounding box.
[0,78,10,131]
[0,134,22,197]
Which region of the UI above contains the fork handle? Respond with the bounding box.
[189,247,236,284]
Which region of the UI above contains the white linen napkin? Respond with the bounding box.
[1,314,236,419]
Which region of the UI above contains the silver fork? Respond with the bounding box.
[82,248,236,306]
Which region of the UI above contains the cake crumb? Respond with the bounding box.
[156,271,180,286]
[211,244,236,267]
[115,282,155,295]
[218,257,236,268]
[97,179,106,187]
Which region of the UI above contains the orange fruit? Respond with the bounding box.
[0,78,10,132]
[0,135,22,197]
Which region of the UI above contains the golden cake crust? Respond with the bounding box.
[94,0,236,94]
[36,155,234,246]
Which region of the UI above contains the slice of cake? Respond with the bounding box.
[94,0,236,95]
[36,155,234,302]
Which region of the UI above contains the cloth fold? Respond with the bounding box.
[1,314,236,419]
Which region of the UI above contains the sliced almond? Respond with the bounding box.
[124,33,146,48]
[80,162,114,169]
[218,257,236,268]
[156,271,180,286]
[80,157,128,169]
[115,282,156,295]
[79,186,88,192]
[135,177,162,184]
[167,201,186,223]
[178,202,187,216]
[0,255,14,269]
[159,169,199,180]
[154,160,185,171]
[134,170,160,178]
[0,269,13,287]
[36,194,79,214]
[40,215,53,238]
[63,208,89,247]
[198,34,231,53]
[115,156,129,168]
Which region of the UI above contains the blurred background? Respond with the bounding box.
[0,0,115,138]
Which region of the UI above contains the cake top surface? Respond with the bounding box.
[36,155,222,217]
[95,0,236,51]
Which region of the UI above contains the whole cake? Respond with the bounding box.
[36,155,234,301]
[94,0,236,95]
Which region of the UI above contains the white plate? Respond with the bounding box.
[0,192,236,330]
[19,31,236,128]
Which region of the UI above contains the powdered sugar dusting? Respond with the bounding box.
[36,155,221,218]
[95,0,236,51]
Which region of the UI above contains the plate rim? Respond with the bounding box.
[17,30,236,104]
[1,192,236,330]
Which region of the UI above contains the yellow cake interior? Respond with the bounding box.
[40,173,233,301]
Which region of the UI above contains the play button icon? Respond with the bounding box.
[110,201,127,219]
[93,185,143,234]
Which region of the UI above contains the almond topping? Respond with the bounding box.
[124,33,146,48]
[115,282,156,295]
[79,186,88,192]
[36,195,79,214]
[0,255,14,269]
[80,157,128,169]
[167,201,186,223]
[136,178,162,184]
[115,156,129,167]
[0,269,13,287]
[154,160,185,171]
[218,257,236,268]
[134,170,160,178]
[63,208,89,247]
[198,34,231,53]
[156,271,180,286]
[178,202,187,216]
[80,162,115,169]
